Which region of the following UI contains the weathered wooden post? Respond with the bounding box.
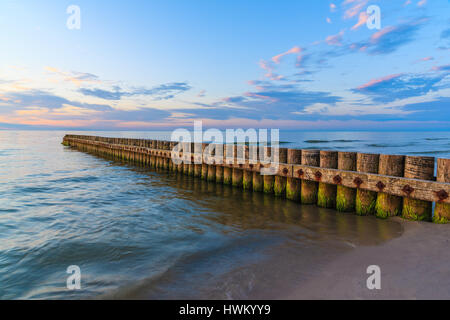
[274,148,288,197]
[223,144,233,185]
[243,145,253,190]
[402,156,435,221]
[207,144,217,182]
[336,152,357,212]
[215,144,224,183]
[356,153,380,215]
[252,146,263,192]
[301,150,320,204]
[317,151,338,208]
[232,145,244,188]
[286,149,302,201]
[375,154,405,219]
[193,142,202,178]
[263,146,275,194]
[163,141,170,170]
[186,142,193,176]
[434,158,450,223]
[201,143,209,180]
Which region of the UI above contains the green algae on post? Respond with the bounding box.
[253,171,263,192]
[402,156,434,222]
[243,170,253,190]
[336,152,357,212]
[301,149,320,204]
[356,153,379,216]
[434,158,450,223]
[375,154,405,219]
[286,149,302,201]
[274,148,288,197]
[317,151,337,208]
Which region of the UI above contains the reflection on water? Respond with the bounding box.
[0,131,405,299]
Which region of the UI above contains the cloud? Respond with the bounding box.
[417,0,427,7]
[352,71,448,103]
[416,56,434,62]
[78,82,191,101]
[351,12,368,30]
[173,82,342,121]
[343,0,368,20]
[350,18,428,55]
[431,64,450,72]
[0,90,114,112]
[326,30,345,46]
[45,67,99,86]
[271,46,302,64]
[330,3,337,12]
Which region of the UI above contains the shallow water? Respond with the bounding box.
[2,130,448,299]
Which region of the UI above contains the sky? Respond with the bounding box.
[0,0,449,130]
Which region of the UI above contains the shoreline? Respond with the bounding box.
[284,217,450,299]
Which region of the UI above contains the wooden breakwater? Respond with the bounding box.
[62,135,450,224]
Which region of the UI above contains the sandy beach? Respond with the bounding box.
[285,218,450,300]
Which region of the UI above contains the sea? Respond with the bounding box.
[0,130,449,299]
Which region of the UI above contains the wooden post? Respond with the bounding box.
[274,148,288,197]
[223,167,232,185]
[402,156,435,221]
[336,152,357,212]
[263,146,274,194]
[243,145,253,190]
[232,168,243,188]
[216,166,224,183]
[286,149,302,201]
[356,153,380,215]
[207,144,217,182]
[301,150,320,204]
[232,145,244,188]
[317,151,338,208]
[243,170,253,190]
[375,155,405,219]
[434,158,450,223]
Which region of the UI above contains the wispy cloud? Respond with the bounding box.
[78,82,191,101]
[350,18,428,55]
[271,46,302,64]
[326,30,345,46]
[353,70,448,103]
[45,67,99,86]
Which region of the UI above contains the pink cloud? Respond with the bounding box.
[370,26,397,42]
[343,0,368,20]
[351,11,368,30]
[357,73,403,90]
[417,0,427,7]
[271,46,302,64]
[417,56,434,62]
[326,30,345,46]
[330,3,337,12]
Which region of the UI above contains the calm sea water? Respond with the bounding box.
[0,130,448,299]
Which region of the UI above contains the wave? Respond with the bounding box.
[409,150,450,155]
[366,143,417,148]
[305,140,361,144]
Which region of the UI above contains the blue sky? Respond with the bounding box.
[0,0,449,130]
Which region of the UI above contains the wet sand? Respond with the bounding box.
[285,218,450,300]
